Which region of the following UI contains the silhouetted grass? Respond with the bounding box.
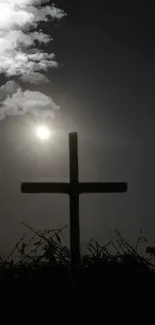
[0,223,155,287]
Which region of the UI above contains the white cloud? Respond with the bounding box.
[0,1,66,119]
[0,87,59,119]
[0,50,58,76]
[0,1,65,77]
[0,1,65,30]
[0,30,52,52]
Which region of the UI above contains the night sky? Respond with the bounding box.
[0,0,155,256]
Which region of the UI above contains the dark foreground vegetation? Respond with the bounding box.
[0,222,155,287]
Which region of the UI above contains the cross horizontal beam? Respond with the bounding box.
[21,182,69,194]
[80,182,127,193]
[21,182,127,194]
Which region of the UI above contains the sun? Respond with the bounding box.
[36,125,51,140]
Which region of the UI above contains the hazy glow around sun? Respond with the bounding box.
[36,125,51,140]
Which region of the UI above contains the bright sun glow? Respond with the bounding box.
[36,125,51,140]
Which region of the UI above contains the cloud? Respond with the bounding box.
[0,50,58,77]
[0,80,20,100]
[0,87,59,120]
[20,72,50,84]
[0,1,65,77]
[0,1,65,30]
[0,1,66,119]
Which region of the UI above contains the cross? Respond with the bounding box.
[21,132,127,272]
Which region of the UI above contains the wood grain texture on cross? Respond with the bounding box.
[21,132,128,272]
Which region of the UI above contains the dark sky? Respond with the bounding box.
[0,0,155,256]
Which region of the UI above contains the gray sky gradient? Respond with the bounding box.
[0,0,155,258]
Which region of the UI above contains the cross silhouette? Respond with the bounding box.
[21,132,127,272]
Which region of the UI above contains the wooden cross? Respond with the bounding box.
[21,132,127,272]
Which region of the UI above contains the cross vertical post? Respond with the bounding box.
[69,132,80,272]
